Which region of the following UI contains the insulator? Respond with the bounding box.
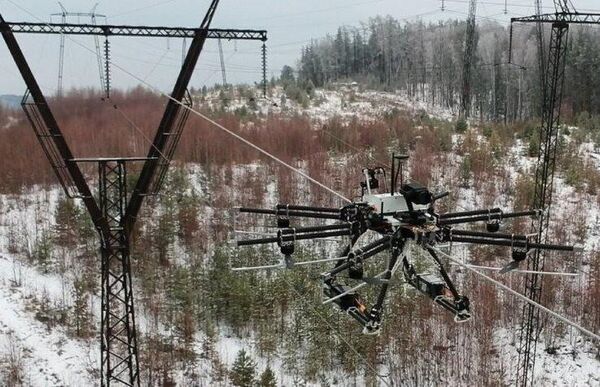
[104,38,111,98]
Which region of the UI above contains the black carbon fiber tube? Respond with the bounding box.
[291,223,352,233]
[327,237,393,276]
[239,207,341,220]
[277,204,341,213]
[439,208,502,219]
[450,229,528,240]
[449,236,575,251]
[438,210,539,225]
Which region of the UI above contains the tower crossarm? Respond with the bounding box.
[511,12,600,25]
[6,21,267,41]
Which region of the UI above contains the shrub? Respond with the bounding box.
[455,118,468,133]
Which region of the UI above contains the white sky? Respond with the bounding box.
[0,0,599,95]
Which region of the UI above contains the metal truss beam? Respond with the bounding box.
[511,12,600,25]
[99,160,139,387]
[1,1,226,385]
[516,20,569,387]
[509,2,600,384]
[0,14,109,236]
[6,21,267,41]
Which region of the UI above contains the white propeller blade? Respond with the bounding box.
[451,263,579,276]
[322,271,386,305]
[231,263,284,271]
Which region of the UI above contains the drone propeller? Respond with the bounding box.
[231,263,284,271]
[451,262,579,276]
[232,255,350,271]
[499,260,520,274]
[234,230,344,242]
[322,271,387,305]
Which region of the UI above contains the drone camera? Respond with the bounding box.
[401,182,433,205]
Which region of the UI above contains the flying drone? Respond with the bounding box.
[234,155,578,335]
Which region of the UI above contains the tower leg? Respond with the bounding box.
[99,161,140,387]
[516,21,569,387]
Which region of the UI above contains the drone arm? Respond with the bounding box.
[327,244,391,277]
[449,229,527,241]
[370,245,402,314]
[447,236,577,252]
[438,209,540,226]
[239,207,341,220]
[324,236,393,277]
[275,204,341,213]
[439,208,502,219]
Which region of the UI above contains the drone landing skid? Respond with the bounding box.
[434,295,472,322]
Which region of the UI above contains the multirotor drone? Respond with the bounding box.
[235,155,577,335]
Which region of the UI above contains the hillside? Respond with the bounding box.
[0,84,598,386]
[0,95,20,109]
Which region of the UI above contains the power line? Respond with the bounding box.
[107,0,178,19]
[280,275,391,386]
[8,0,599,371]
[235,0,391,23]
[89,23,600,345]
[434,248,600,342]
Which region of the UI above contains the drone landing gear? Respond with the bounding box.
[321,237,399,335]
[403,248,471,322]
[323,282,371,327]
[434,295,471,322]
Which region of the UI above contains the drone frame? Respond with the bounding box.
[234,155,579,334]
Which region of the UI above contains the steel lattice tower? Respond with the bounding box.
[459,0,477,120]
[52,3,106,97]
[510,1,600,384]
[0,1,271,383]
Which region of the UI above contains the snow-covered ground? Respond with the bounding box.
[200,83,455,124]
[0,253,97,386]
[0,86,598,385]
[495,328,600,386]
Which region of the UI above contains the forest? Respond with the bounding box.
[294,17,600,123]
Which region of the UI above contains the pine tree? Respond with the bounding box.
[258,365,277,387]
[71,273,92,337]
[54,197,80,247]
[230,349,256,387]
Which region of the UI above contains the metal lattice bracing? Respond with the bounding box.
[217,38,227,86]
[6,21,268,41]
[460,0,477,120]
[20,91,83,198]
[513,12,600,24]
[534,0,546,91]
[149,92,193,194]
[6,20,268,98]
[99,161,140,386]
[516,21,569,386]
[51,4,107,97]
[510,5,600,385]
[0,2,226,384]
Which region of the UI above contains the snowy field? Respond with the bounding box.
[0,87,599,385]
